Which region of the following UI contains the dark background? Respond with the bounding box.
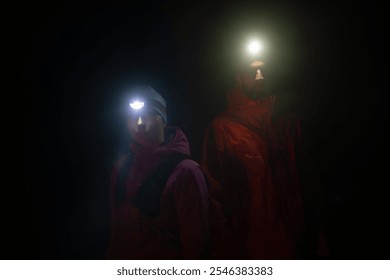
[4,0,388,259]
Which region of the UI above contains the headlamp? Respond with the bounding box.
[125,85,168,123]
[246,39,264,58]
[248,40,262,55]
[129,100,144,110]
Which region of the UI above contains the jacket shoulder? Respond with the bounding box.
[210,114,238,129]
[174,158,202,173]
[168,158,207,182]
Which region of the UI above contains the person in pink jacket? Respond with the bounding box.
[106,84,210,259]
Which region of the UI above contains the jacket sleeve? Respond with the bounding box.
[200,122,246,221]
[105,155,127,259]
[108,155,128,213]
[200,123,226,203]
[172,160,211,259]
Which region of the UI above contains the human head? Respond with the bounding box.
[126,84,167,147]
[235,59,268,99]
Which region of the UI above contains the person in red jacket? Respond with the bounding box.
[201,47,329,259]
[106,84,210,259]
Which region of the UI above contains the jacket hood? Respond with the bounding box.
[159,126,191,156]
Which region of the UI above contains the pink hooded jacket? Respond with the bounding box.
[106,126,210,259]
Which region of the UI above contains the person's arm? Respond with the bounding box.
[108,155,128,211]
[173,160,211,259]
[200,124,224,202]
[105,155,129,259]
[200,122,246,221]
[200,122,250,259]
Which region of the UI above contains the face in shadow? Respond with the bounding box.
[127,108,166,147]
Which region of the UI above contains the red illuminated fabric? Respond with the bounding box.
[201,87,307,259]
[106,127,210,259]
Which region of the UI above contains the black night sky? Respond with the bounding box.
[4,0,388,260]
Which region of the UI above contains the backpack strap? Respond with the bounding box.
[115,152,190,217]
[114,152,191,250]
[133,152,190,218]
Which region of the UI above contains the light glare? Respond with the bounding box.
[130,101,144,110]
[248,41,262,54]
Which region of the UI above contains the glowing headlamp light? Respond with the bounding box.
[129,100,144,110]
[247,40,263,55]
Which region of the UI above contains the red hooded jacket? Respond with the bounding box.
[106,127,210,259]
[201,87,307,259]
